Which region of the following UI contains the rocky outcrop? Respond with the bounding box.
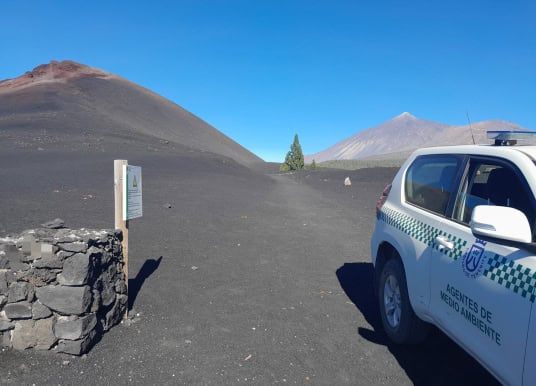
[0,60,110,91]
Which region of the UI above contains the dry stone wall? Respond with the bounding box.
[0,227,126,355]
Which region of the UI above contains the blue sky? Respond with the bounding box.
[1,0,535,162]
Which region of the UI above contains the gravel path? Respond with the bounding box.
[0,153,497,385]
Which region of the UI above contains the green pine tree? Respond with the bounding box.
[282,134,304,171]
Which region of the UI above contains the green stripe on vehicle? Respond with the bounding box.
[379,207,536,303]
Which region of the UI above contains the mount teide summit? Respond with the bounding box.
[0,60,263,167]
[306,112,529,163]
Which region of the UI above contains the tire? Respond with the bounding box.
[378,258,429,344]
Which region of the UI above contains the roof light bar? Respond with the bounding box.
[487,130,536,146]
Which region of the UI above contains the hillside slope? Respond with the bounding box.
[0,60,263,167]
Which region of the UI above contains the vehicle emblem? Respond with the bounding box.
[462,240,487,279]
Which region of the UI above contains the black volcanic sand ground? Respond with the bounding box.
[0,147,498,385]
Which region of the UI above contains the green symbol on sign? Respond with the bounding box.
[133,176,138,188]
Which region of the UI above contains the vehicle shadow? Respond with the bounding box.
[336,262,499,386]
[128,256,163,310]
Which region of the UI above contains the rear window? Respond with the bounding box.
[405,155,461,215]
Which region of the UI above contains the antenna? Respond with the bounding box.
[466,111,475,145]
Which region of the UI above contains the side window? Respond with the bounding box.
[405,155,461,215]
[453,160,536,236]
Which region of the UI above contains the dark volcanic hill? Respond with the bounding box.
[306,112,530,163]
[0,60,263,167]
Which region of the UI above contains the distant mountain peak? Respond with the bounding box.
[306,113,530,163]
[305,112,450,163]
[0,60,110,92]
[394,112,416,120]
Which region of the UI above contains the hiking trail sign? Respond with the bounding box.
[114,160,142,319]
[123,165,143,220]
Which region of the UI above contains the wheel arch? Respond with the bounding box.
[374,241,403,295]
[374,238,432,329]
[377,255,430,344]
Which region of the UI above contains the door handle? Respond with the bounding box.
[435,236,454,251]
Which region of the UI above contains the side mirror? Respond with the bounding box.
[471,205,532,244]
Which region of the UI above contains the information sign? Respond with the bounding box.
[123,165,143,220]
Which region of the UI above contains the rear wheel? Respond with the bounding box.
[378,258,429,344]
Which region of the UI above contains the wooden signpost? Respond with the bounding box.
[114,160,143,319]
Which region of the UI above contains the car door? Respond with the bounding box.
[429,157,536,385]
[399,154,463,313]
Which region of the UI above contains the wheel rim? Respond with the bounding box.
[383,274,402,329]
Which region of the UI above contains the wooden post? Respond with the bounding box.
[114,160,129,319]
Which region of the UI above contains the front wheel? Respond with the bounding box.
[378,258,429,344]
